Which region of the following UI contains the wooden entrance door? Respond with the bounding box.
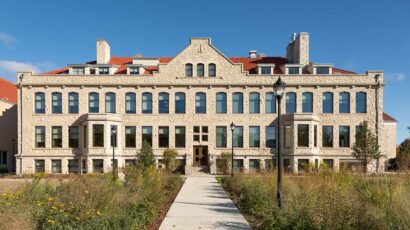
[193,146,208,166]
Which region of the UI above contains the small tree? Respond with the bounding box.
[352,121,380,174]
[217,152,232,175]
[396,139,410,170]
[136,140,156,170]
[163,149,179,172]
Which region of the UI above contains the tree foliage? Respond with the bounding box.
[352,121,380,173]
[396,139,410,170]
[217,152,232,175]
[163,149,179,172]
[136,140,156,170]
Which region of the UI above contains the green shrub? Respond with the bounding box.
[163,149,179,172]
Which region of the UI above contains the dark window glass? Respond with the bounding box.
[286,92,296,113]
[175,126,186,148]
[249,93,260,113]
[233,92,243,113]
[316,67,329,74]
[68,92,79,113]
[185,64,193,77]
[216,93,227,113]
[197,63,204,77]
[249,159,260,172]
[35,92,45,113]
[314,125,318,147]
[130,67,139,75]
[93,125,104,147]
[159,126,169,148]
[159,92,169,113]
[339,92,350,113]
[51,160,62,173]
[208,63,216,77]
[89,93,99,113]
[68,159,79,173]
[35,160,45,173]
[323,159,334,169]
[125,92,136,114]
[356,92,367,113]
[202,126,208,133]
[302,92,313,113]
[297,124,309,147]
[93,159,104,173]
[52,126,62,148]
[105,92,116,113]
[265,92,276,113]
[142,126,152,147]
[216,126,227,148]
[99,67,109,75]
[142,92,152,114]
[175,92,186,113]
[288,67,300,75]
[52,92,62,114]
[339,126,350,147]
[35,126,46,148]
[193,126,200,133]
[73,67,85,75]
[249,126,260,147]
[83,125,87,148]
[260,66,272,74]
[322,126,333,147]
[322,92,333,113]
[266,126,276,148]
[233,126,243,147]
[195,92,206,113]
[69,126,79,148]
[125,126,136,147]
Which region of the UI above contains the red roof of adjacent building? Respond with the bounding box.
[383,113,397,122]
[0,78,17,104]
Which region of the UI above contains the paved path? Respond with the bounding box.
[160,176,252,230]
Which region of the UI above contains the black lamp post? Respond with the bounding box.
[12,139,15,172]
[230,122,235,177]
[273,77,286,208]
[111,126,117,176]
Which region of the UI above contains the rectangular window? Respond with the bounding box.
[142,126,152,147]
[284,125,292,148]
[73,67,85,75]
[297,124,309,147]
[266,126,276,148]
[323,159,334,169]
[298,159,310,173]
[68,93,79,113]
[93,159,104,173]
[216,93,227,113]
[288,67,300,75]
[52,126,62,148]
[35,93,45,114]
[249,126,260,147]
[89,93,99,113]
[159,126,169,148]
[69,126,79,148]
[316,67,329,74]
[339,126,350,147]
[233,126,243,148]
[216,126,227,148]
[322,126,333,147]
[175,126,186,148]
[249,159,260,172]
[51,160,62,173]
[35,160,45,173]
[35,126,46,148]
[175,93,186,113]
[129,67,139,75]
[0,151,7,165]
[83,125,87,148]
[265,159,276,170]
[68,159,79,173]
[125,126,136,147]
[93,125,104,147]
[99,67,109,75]
[232,93,243,114]
[52,93,62,114]
[249,93,260,114]
[260,66,272,74]
[314,125,318,147]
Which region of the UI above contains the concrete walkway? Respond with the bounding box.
[160,176,252,230]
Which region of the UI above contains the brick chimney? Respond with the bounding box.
[286,32,309,66]
[96,39,110,64]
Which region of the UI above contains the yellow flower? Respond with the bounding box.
[84,190,89,194]
[75,217,80,221]
[47,219,55,225]
[96,210,101,216]
[52,206,57,210]
[48,197,54,202]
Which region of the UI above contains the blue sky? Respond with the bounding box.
[0,0,409,143]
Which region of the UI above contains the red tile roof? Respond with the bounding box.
[230,57,288,74]
[383,112,397,122]
[0,78,17,104]
[332,67,356,74]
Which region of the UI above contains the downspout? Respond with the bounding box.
[375,74,381,172]
[17,74,24,177]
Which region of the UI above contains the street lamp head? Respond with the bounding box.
[111,126,117,134]
[273,77,286,97]
[230,122,235,131]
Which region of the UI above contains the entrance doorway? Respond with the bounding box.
[193,146,208,166]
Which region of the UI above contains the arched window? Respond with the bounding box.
[339,92,350,113]
[209,63,216,77]
[197,63,204,77]
[35,92,45,114]
[125,92,136,114]
[232,92,243,114]
[159,92,169,114]
[216,92,227,113]
[249,92,260,113]
[105,92,116,113]
[286,92,296,113]
[356,92,367,113]
[52,92,62,114]
[265,92,276,113]
[68,92,79,114]
[142,92,152,114]
[302,92,313,113]
[175,92,186,114]
[185,63,193,77]
[195,92,206,113]
[322,92,333,113]
[89,92,99,113]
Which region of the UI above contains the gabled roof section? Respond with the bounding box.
[230,57,288,74]
[0,78,17,104]
[383,112,397,122]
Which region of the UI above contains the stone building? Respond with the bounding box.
[15,32,397,174]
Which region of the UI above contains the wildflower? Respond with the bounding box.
[96,210,101,216]
[48,197,54,202]
[84,190,89,194]
[52,206,57,210]
[75,217,80,221]
[47,219,56,225]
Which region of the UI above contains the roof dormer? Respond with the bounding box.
[257,63,275,75]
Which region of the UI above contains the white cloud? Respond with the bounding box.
[0,32,17,47]
[385,73,406,83]
[0,60,41,74]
